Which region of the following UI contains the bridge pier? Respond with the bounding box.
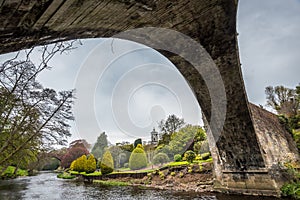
[206,103,298,197]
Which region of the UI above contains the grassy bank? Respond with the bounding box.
[0,166,28,179]
[93,180,129,186]
[57,172,75,179]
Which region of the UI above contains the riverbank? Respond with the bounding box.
[91,162,214,194]
[0,166,28,179]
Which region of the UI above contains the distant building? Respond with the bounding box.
[151,128,159,145]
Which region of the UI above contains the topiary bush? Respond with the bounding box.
[129,145,147,170]
[184,150,196,163]
[71,155,87,172]
[174,154,182,162]
[85,154,97,173]
[101,150,114,175]
[153,153,169,165]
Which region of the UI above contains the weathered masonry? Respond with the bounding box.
[0,0,298,196]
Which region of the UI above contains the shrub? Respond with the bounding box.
[184,150,196,163]
[129,145,147,170]
[153,153,169,165]
[281,182,300,199]
[179,172,184,178]
[195,154,202,161]
[174,154,182,162]
[85,154,97,173]
[101,150,114,175]
[170,172,176,176]
[159,171,165,180]
[71,155,87,172]
[201,152,211,160]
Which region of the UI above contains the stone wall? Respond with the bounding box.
[249,103,299,167]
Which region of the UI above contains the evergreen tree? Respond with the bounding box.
[91,132,108,159]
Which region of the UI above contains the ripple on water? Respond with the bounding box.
[0,172,284,200]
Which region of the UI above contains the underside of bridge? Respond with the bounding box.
[0,0,298,196]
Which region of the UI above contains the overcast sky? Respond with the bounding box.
[1,0,299,145]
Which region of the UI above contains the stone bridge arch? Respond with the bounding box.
[0,0,298,196]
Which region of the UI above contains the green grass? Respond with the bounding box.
[84,171,102,176]
[0,166,28,178]
[57,172,75,179]
[116,168,130,172]
[165,161,189,167]
[93,180,129,186]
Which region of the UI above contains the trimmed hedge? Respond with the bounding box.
[101,150,114,175]
[129,145,147,170]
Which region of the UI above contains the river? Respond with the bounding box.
[0,172,284,200]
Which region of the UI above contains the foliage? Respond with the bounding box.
[129,145,147,170]
[155,125,206,159]
[158,114,185,135]
[174,154,182,162]
[166,161,189,167]
[200,152,211,160]
[0,166,28,179]
[85,154,96,173]
[61,142,89,169]
[0,42,77,167]
[280,160,300,199]
[108,145,123,168]
[265,84,300,117]
[281,182,300,199]
[134,138,142,148]
[153,153,169,165]
[184,150,196,163]
[293,129,300,150]
[179,172,184,178]
[159,171,165,180]
[101,150,114,175]
[70,139,91,150]
[57,172,75,179]
[170,172,176,176]
[91,132,108,159]
[72,155,87,172]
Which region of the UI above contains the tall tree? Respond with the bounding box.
[155,125,206,159]
[158,114,185,145]
[158,114,185,135]
[0,41,78,167]
[91,132,108,159]
[265,85,300,117]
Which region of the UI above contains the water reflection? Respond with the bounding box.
[0,172,283,200]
